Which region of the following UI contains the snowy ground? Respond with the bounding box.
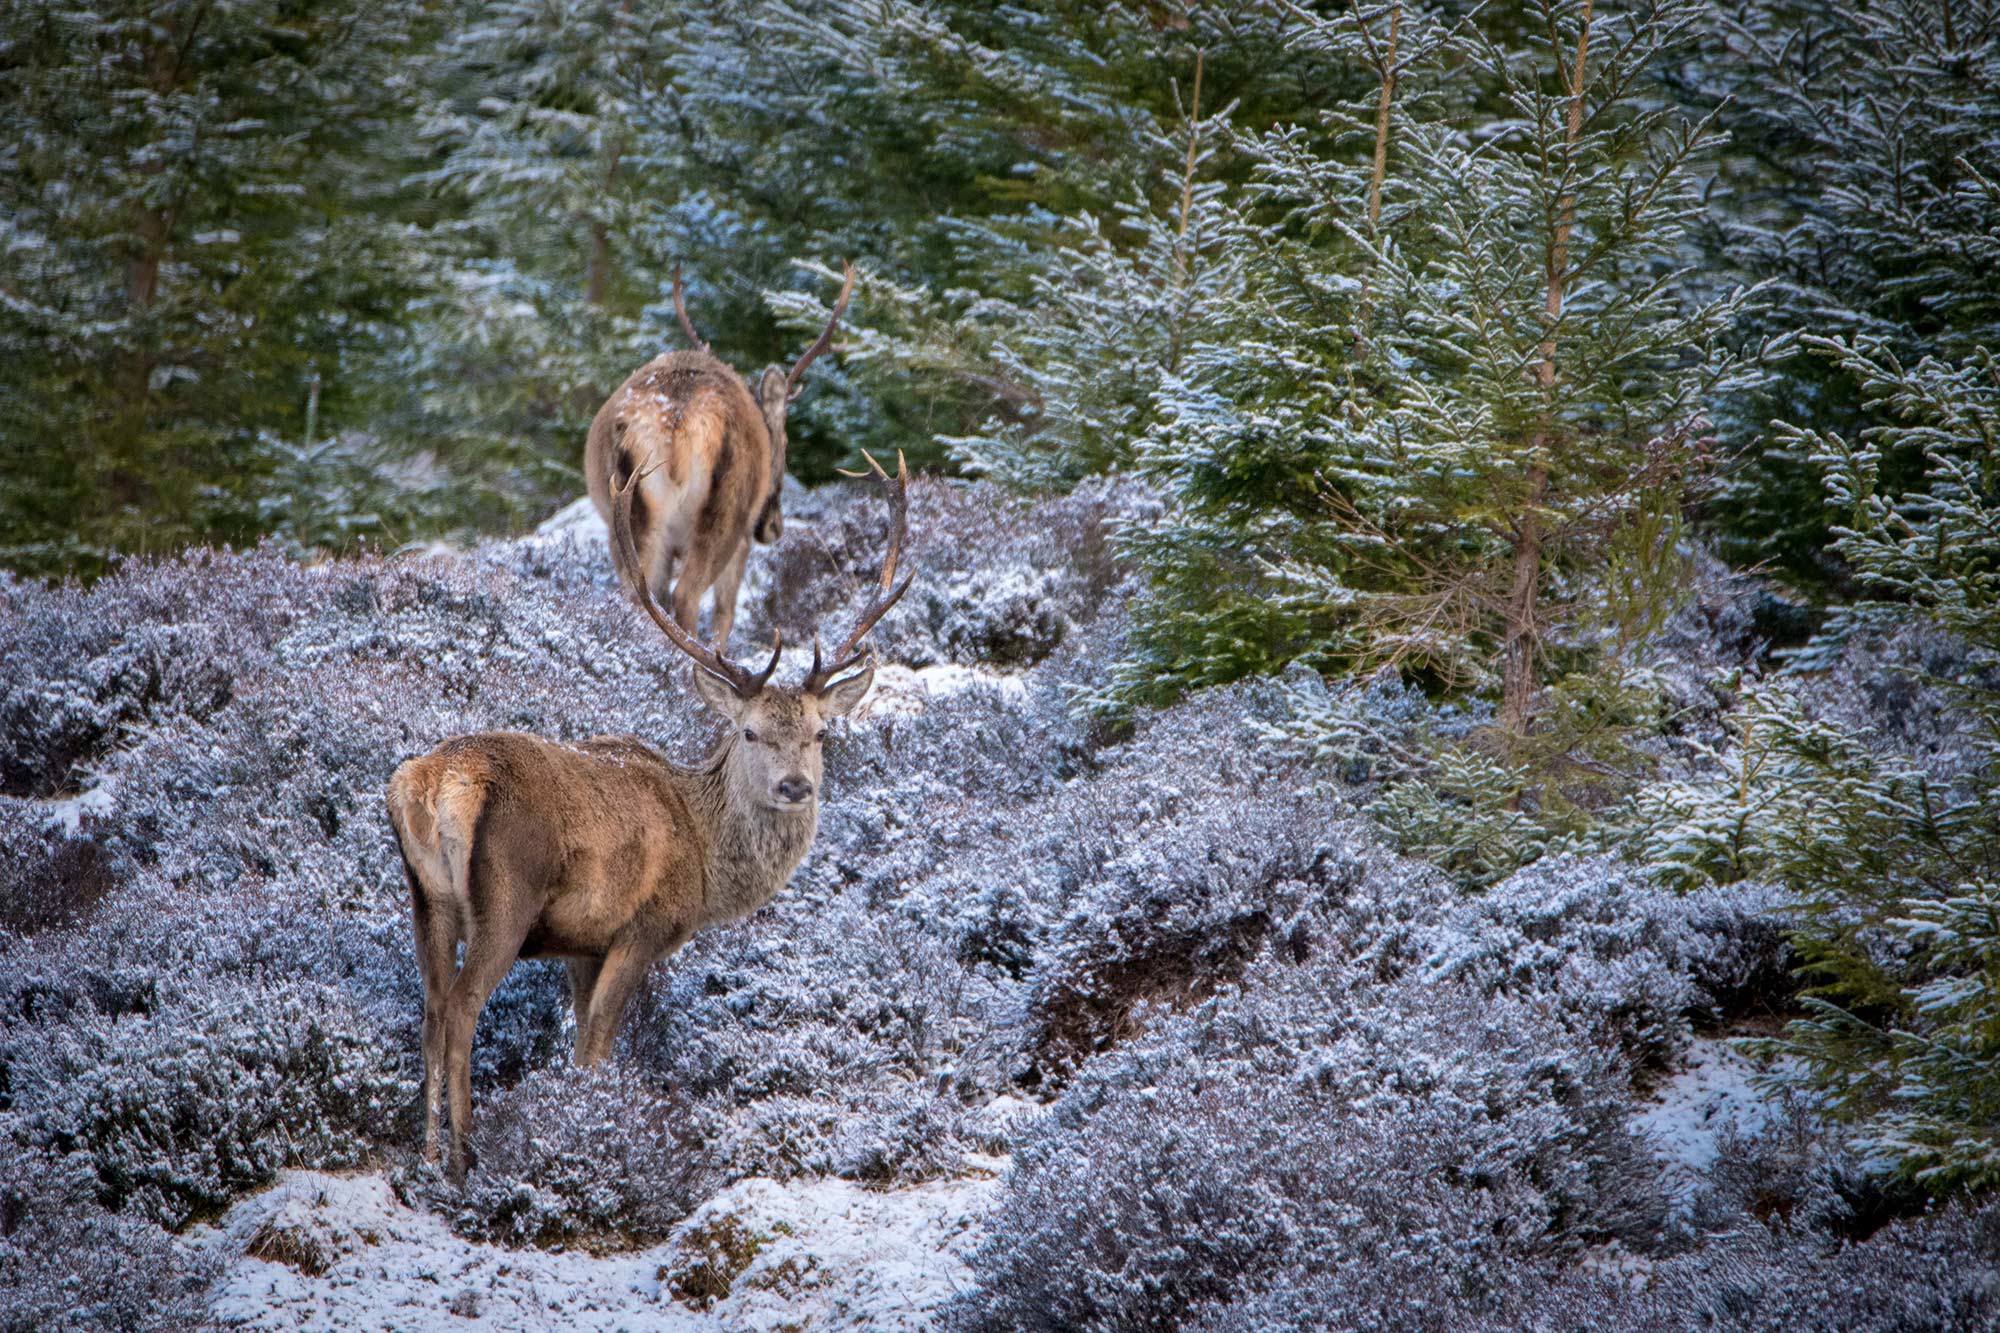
[1632,1036,1785,1184]
[202,1158,1005,1332]
[186,1039,1793,1331]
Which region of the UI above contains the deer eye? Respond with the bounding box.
[743,729,759,744]
[815,730,828,744]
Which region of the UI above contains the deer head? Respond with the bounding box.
[609,445,911,810]
[672,263,857,545]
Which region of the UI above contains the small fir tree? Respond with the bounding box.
[1683,0,2000,584]
[1110,0,1754,757]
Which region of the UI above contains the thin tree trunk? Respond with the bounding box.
[1165,48,1204,375]
[121,206,168,413]
[1501,0,1592,736]
[1367,4,1401,232]
[1355,3,1402,342]
[586,0,636,310]
[121,33,182,415]
[585,137,625,307]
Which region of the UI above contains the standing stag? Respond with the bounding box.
[584,262,856,650]
[387,451,912,1181]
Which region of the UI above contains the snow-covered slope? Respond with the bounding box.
[2,477,1994,1332]
[204,1164,1001,1332]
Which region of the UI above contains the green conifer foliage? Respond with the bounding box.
[1110,0,1754,749]
[0,0,424,576]
[1772,339,2000,1192]
[1687,0,2000,585]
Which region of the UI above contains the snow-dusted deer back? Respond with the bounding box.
[582,263,855,650]
[387,451,910,1182]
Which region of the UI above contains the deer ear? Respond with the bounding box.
[758,366,788,412]
[690,663,744,719]
[818,660,875,717]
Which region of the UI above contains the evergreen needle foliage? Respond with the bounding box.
[1106,0,1757,755]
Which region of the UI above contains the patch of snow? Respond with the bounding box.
[34,772,119,834]
[536,496,607,542]
[1575,1240,1655,1293]
[961,1095,1045,1152]
[202,1161,1003,1331]
[1633,1036,1781,1181]
[860,664,1028,720]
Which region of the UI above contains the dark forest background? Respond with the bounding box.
[3,0,1991,588]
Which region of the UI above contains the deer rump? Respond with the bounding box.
[583,352,775,621]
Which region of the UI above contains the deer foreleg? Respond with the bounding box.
[565,956,603,1061]
[576,927,686,1067]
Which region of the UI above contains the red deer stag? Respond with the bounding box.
[387,451,911,1181]
[584,263,856,650]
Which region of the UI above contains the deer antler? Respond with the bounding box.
[784,262,857,396]
[609,460,780,698]
[671,264,709,354]
[803,449,913,693]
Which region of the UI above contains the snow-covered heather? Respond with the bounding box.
[2,477,1995,1332]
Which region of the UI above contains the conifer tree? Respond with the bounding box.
[1110,0,1754,752]
[1775,337,2000,1190]
[0,0,423,575]
[1685,0,2000,583]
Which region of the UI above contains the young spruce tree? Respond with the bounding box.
[1112,0,1754,764]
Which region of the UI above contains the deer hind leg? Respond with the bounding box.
[440,836,542,1184]
[565,956,603,1062]
[707,538,751,651]
[669,541,726,641]
[406,870,458,1164]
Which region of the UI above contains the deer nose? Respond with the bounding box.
[775,777,813,804]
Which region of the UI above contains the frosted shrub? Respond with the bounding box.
[0,806,117,935]
[0,1145,212,1333]
[1418,855,1791,1071]
[1252,666,1437,786]
[450,1064,712,1247]
[834,1091,968,1185]
[0,550,310,798]
[629,890,1001,1183]
[7,979,407,1228]
[1026,792,1374,1073]
[956,942,1661,1332]
[746,475,1138,671]
[1509,1202,2000,1333]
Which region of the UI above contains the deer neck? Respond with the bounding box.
[693,734,817,926]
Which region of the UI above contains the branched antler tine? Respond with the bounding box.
[608,461,768,695]
[785,261,857,392]
[672,264,709,353]
[833,448,908,593]
[807,450,914,690]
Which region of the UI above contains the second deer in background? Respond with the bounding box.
[584,263,855,650]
